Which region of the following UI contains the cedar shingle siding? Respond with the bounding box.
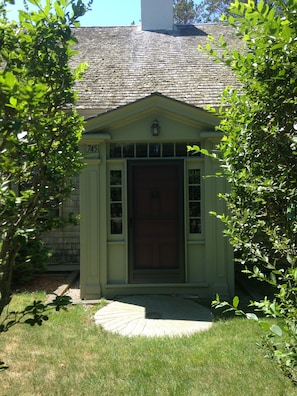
[42,176,80,270]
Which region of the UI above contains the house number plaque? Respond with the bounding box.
[87,144,99,153]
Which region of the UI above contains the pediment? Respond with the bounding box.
[84,93,219,135]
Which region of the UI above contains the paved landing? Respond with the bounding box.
[94,295,214,337]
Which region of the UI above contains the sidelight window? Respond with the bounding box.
[188,169,201,234]
[110,170,123,234]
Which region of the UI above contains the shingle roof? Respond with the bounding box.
[72,23,238,115]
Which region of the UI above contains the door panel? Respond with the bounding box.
[129,161,184,283]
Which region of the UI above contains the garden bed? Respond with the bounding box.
[13,272,73,294]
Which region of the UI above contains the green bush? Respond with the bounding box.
[12,235,50,287]
[197,0,297,382]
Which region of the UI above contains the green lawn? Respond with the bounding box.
[0,291,296,396]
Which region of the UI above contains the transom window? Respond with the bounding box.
[108,142,200,159]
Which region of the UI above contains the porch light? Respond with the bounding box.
[151,119,160,136]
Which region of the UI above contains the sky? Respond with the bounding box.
[6,0,141,26]
[6,0,200,27]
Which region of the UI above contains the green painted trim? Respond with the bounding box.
[105,283,209,289]
[85,93,219,133]
[81,133,111,143]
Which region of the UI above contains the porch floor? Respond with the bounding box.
[94,295,213,337]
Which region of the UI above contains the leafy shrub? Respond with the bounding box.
[12,235,50,287]
[196,0,297,382]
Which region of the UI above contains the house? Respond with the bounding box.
[44,0,238,300]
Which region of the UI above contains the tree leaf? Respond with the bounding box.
[246,312,258,321]
[5,72,17,87]
[270,324,282,337]
[9,96,17,108]
[54,1,65,18]
[232,295,239,308]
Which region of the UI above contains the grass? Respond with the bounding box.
[0,291,297,396]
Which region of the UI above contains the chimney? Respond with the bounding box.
[141,0,173,31]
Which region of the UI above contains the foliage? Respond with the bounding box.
[0,0,92,321]
[196,0,297,381]
[0,294,71,333]
[0,293,71,371]
[195,0,281,22]
[196,0,233,21]
[173,0,235,23]
[212,287,297,382]
[12,233,50,286]
[173,0,200,24]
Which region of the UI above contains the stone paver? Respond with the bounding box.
[94,295,213,337]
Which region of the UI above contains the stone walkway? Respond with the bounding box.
[94,295,213,337]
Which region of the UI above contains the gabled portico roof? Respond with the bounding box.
[84,92,219,135]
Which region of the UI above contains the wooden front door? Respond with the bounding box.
[128,161,184,283]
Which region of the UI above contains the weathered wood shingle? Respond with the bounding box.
[72,23,238,114]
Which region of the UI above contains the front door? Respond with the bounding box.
[128,161,184,283]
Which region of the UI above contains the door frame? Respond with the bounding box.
[127,159,185,283]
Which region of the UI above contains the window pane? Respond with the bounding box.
[149,143,161,157]
[189,219,201,234]
[188,169,200,184]
[110,203,122,217]
[189,186,201,200]
[189,202,201,217]
[136,143,147,157]
[110,170,122,185]
[109,143,122,158]
[123,143,134,157]
[110,187,121,201]
[111,219,122,234]
[176,143,187,157]
[163,143,174,157]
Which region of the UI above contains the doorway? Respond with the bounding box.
[128,160,184,283]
